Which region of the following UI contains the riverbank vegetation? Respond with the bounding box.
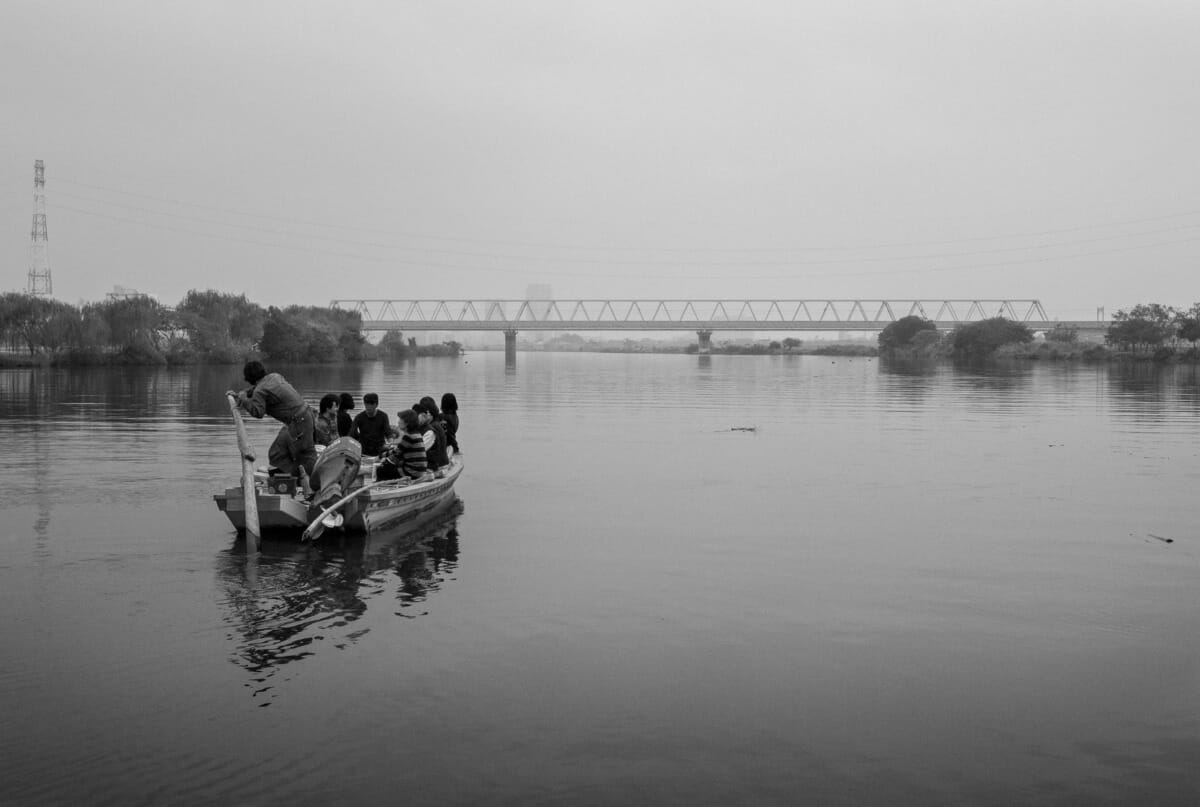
[688,340,877,356]
[6,289,1197,365]
[877,302,1200,361]
[0,291,462,366]
[877,316,1036,359]
[529,333,877,356]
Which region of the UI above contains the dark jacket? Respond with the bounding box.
[440,411,459,452]
[237,373,307,423]
[425,420,449,469]
[350,410,391,456]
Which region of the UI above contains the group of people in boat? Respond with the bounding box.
[228,360,461,488]
[376,397,454,482]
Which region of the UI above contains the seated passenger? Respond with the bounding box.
[394,408,429,479]
[314,393,339,446]
[416,397,449,472]
[440,392,460,453]
[375,445,402,481]
[337,392,355,437]
[349,392,393,456]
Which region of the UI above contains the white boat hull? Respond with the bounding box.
[215,458,463,537]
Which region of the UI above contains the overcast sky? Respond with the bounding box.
[2,1,1197,320]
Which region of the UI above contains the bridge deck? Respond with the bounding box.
[331,299,1095,332]
[351,320,1102,333]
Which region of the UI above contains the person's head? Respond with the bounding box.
[440,392,458,413]
[242,360,266,386]
[419,396,439,418]
[363,393,379,414]
[338,392,355,412]
[398,409,420,432]
[413,402,432,426]
[319,393,338,414]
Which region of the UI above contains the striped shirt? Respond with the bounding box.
[398,432,427,478]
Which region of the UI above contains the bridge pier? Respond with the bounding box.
[696,330,713,354]
[504,329,518,362]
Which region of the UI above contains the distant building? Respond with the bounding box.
[106,285,156,302]
[525,283,557,339]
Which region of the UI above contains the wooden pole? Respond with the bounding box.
[226,393,260,551]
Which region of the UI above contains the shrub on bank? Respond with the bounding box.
[809,343,878,356]
[1046,323,1079,344]
[995,341,1051,360]
[878,316,937,353]
[114,341,167,366]
[952,318,1034,358]
[685,342,879,356]
[1105,303,1175,352]
[991,338,1119,361]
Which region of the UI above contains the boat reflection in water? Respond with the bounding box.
[216,500,464,703]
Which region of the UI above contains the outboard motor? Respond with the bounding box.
[308,437,363,508]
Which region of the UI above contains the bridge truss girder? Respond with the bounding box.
[332,299,1053,332]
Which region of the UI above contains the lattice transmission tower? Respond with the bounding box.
[27,159,52,297]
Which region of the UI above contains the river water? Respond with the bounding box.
[1,353,1197,806]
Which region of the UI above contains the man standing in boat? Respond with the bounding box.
[228,361,317,479]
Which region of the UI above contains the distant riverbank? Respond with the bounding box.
[479,340,1200,362]
[7,341,1199,367]
[883,341,1200,363]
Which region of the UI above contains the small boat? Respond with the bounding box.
[214,436,463,537]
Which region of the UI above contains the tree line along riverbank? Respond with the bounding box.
[0,290,460,367]
[877,303,1200,362]
[2,291,1197,366]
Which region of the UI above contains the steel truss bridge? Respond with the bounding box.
[332,299,1072,333]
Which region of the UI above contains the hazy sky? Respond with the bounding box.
[2,1,1197,320]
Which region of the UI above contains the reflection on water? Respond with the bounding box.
[217,501,463,704]
[29,423,52,546]
[1108,361,1177,399]
[877,356,942,377]
[950,360,1033,389]
[876,356,1200,422]
[0,363,374,421]
[1104,361,1200,427]
[3,354,1200,805]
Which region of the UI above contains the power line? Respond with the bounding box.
[53,191,1200,268]
[54,175,1200,255]
[51,204,532,275]
[55,201,1200,281]
[790,235,1200,280]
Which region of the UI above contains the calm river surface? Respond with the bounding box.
[1,353,1198,806]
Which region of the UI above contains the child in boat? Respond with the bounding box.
[377,409,429,481]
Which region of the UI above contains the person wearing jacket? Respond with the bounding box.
[415,398,449,471]
[229,360,316,477]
